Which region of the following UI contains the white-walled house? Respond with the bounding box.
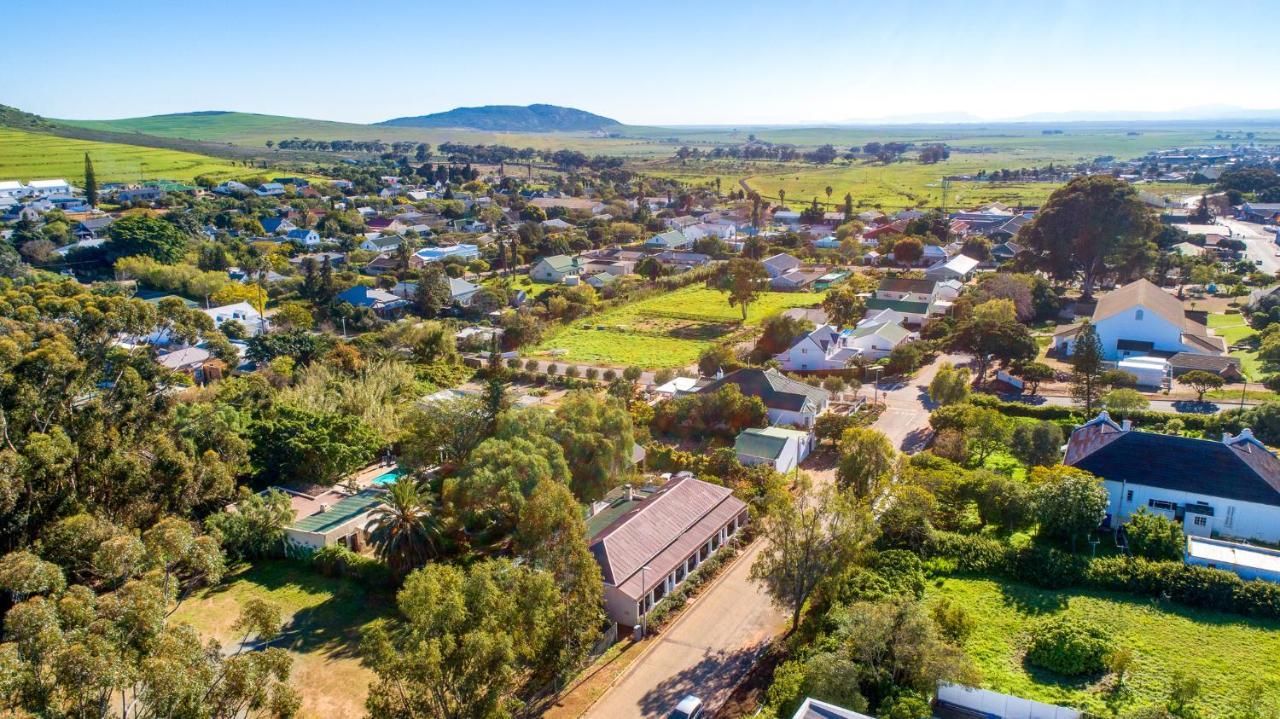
[1053,279,1226,360]
[1065,412,1280,543]
[529,254,583,283]
[588,475,748,626]
[735,426,814,473]
[205,301,269,336]
[775,321,914,370]
[863,277,950,326]
[699,368,830,427]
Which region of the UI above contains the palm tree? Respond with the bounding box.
[778,188,786,207]
[367,479,442,576]
[825,186,833,205]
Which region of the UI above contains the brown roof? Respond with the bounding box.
[1092,279,1185,327]
[589,475,746,600]
[1168,353,1242,374]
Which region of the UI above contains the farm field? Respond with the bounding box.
[928,576,1280,716]
[170,560,392,719]
[641,155,1212,211]
[0,127,252,183]
[531,284,826,368]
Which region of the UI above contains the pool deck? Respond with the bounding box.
[349,460,399,489]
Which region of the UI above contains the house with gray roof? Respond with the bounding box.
[700,367,830,427]
[1065,412,1280,542]
[735,426,814,473]
[588,474,748,626]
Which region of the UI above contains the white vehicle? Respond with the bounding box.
[670,695,704,719]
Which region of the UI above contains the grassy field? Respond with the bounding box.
[929,576,1280,716]
[170,560,392,719]
[0,127,253,183]
[531,285,826,368]
[61,112,675,157]
[1207,312,1265,381]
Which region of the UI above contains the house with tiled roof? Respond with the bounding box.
[699,367,830,427]
[1065,412,1280,542]
[1052,279,1226,360]
[588,474,748,626]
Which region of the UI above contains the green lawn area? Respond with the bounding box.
[171,560,393,719]
[1207,312,1269,385]
[0,127,252,183]
[928,576,1280,716]
[531,285,826,368]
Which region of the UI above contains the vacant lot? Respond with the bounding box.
[171,560,392,719]
[0,127,251,184]
[928,576,1280,716]
[532,285,825,368]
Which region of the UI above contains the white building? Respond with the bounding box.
[1053,279,1226,360]
[25,179,72,197]
[924,253,980,282]
[1065,412,1280,543]
[775,321,914,371]
[204,301,269,336]
[699,368,830,428]
[735,426,814,473]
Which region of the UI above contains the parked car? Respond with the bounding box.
[670,695,703,719]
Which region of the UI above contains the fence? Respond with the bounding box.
[935,683,1081,719]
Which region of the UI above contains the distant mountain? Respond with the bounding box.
[379,104,619,132]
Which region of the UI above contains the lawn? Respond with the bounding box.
[531,285,826,368]
[928,576,1280,716]
[0,127,251,183]
[170,560,393,719]
[1207,312,1267,383]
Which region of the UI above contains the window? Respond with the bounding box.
[1126,490,1134,502]
[1225,506,1236,528]
[1149,499,1176,511]
[1135,309,1144,321]
[1193,516,1207,527]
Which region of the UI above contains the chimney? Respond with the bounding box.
[1121,419,1132,431]
[625,484,634,501]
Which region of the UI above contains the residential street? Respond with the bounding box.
[582,540,785,719]
[1218,217,1278,273]
[861,353,967,451]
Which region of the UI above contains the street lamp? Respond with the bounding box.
[870,366,883,407]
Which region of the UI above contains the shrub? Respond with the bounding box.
[585,367,599,380]
[1125,508,1185,561]
[506,357,522,369]
[525,358,540,371]
[1025,616,1110,676]
[930,597,977,644]
[602,369,617,381]
[545,363,559,375]
[564,365,580,378]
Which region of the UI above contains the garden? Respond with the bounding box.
[531,284,826,368]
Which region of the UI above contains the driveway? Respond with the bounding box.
[582,540,785,719]
[860,353,967,452]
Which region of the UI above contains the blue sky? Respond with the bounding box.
[4,0,1278,125]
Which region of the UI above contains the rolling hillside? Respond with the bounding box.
[380,104,619,132]
[0,126,254,184]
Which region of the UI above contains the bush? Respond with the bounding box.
[1125,508,1185,561]
[602,369,617,381]
[506,357,522,369]
[525,358,540,371]
[1025,616,1110,676]
[311,544,392,587]
[564,365,580,378]
[585,367,599,380]
[931,597,977,644]
[545,363,559,375]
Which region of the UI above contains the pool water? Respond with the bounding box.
[372,468,406,485]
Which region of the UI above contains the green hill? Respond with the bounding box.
[379,104,619,132]
[0,127,251,184]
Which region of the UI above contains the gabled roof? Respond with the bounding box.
[700,368,829,413]
[589,475,746,599]
[735,426,809,461]
[1065,413,1280,507]
[538,254,579,272]
[848,321,912,343]
[865,297,930,314]
[1092,278,1185,327]
[336,285,407,308]
[646,229,689,247]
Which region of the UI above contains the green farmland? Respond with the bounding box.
[929,576,1280,716]
[531,285,825,368]
[0,127,252,183]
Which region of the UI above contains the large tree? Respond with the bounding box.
[822,286,867,329]
[1018,175,1158,297]
[367,478,444,577]
[950,299,1038,381]
[108,214,191,264]
[1032,466,1109,550]
[83,152,98,207]
[750,477,876,631]
[708,257,770,322]
[836,427,896,499]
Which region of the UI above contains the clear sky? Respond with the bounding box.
[4,0,1278,126]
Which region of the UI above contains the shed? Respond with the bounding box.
[1116,356,1169,388]
[1186,536,1280,583]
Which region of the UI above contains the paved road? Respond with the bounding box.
[1218,217,1279,273]
[582,540,785,719]
[860,353,967,452]
[1004,392,1254,415]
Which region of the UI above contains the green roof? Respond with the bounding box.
[540,254,578,272]
[734,426,809,461]
[291,490,384,534]
[865,297,930,314]
[848,321,913,343]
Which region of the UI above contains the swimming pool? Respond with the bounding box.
[372,467,406,485]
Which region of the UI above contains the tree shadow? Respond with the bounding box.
[900,427,933,453]
[637,643,761,718]
[1170,399,1220,414]
[996,582,1069,616]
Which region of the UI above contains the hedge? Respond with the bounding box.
[311,544,394,588]
[922,531,1280,621]
[645,539,742,632]
[968,394,1223,432]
